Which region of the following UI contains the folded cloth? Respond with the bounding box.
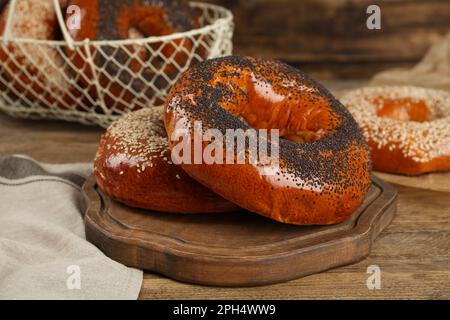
[0,155,143,300]
[371,31,450,91]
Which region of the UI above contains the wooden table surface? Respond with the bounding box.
[0,81,448,300]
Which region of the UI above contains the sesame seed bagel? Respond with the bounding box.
[94,107,239,213]
[164,56,372,225]
[0,0,73,108]
[341,86,450,175]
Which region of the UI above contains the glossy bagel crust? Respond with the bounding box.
[66,0,199,110]
[94,107,238,214]
[342,86,450,175]
[165,56,372,225]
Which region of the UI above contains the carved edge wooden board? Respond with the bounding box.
[82,175,397,287]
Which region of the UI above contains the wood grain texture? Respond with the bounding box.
[0,80,449,299]
[137,184,449,299]
[0,113,103,163]
[204,0,450,78]
[82,175,396,287]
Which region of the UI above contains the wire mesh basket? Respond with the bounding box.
[0,0,234,127]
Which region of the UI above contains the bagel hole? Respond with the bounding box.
[281,132,322,143]
[239,108,332,144]
[373,97,433,122]
[239,111,333,144]
[237,77,337,144]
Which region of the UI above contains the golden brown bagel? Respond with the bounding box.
[66,0,199,110]
[94,107,239,213]
[342,86,450,175]
[0,0,76,108]
[164,56,372,225]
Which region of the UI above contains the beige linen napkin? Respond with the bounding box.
[371,31,450,90]
[0,155,143,300]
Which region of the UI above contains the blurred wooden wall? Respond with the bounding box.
[204,0,450,79]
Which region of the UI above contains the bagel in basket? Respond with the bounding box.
[66,0,201,111]
[0,0,76,109]
[94,107,239,214]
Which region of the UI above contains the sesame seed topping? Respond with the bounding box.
[341,86,450,163]
[101,107,171,170]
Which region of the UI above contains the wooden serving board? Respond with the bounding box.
[82,175,397,287]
